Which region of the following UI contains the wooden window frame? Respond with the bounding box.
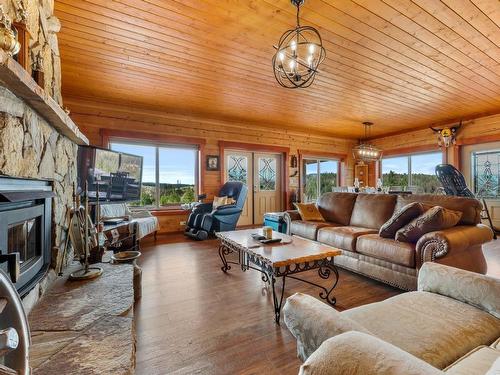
[101,129,206,212]
[298,150,346,203]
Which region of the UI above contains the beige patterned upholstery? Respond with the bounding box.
[418,262,500,319]
[300,331,443,375]
[284,263,500,374]
[444,347,500,375]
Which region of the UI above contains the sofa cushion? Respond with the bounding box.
[379,202,425,239]
[350,194,398,230]
[317,192,358,226]
[294,203,325,222]
[317,226,378,252]
[396,194,482,225]
[444,346,500,375]
[396,206,462,243]
[356,234,416,268]
[291,221,337,240]
[343,291,500,369]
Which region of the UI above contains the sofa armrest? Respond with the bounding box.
[283,293,369,361]
[415,224,493,266]
[284,210,301,235]
[299,331,442,375]
[418,262,500,319]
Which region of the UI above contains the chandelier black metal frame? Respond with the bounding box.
[352,122,383,162]
[272,0,326,89]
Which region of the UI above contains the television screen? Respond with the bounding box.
[77,146,143,202]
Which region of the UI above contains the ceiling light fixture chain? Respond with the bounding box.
[272,0,326,89]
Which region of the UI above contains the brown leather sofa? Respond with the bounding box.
[284,193,493,290]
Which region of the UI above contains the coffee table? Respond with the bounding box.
[216,229,341,323]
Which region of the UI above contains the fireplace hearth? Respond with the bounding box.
[0,176,53,296]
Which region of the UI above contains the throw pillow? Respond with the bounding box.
[213,196,228,209]
[395,206,462,243]
[379,202,425,238]
[294,203,325,222]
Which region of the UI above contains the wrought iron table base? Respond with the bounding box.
[218,244,339,323]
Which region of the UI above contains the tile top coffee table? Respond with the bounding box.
[216,229,342,323]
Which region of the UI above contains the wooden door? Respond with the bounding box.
[462,142,500,228]
[224,151,253,226]
[253,153,282,225]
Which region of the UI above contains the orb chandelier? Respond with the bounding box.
[352,122,382,162]
[272,0,326,89]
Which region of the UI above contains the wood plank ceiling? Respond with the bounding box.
[55,0,500,139]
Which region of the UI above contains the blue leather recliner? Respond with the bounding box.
[184,181,248,240]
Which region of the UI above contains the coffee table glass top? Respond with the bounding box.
[216,228,341,268]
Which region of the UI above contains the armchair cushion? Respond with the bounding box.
[299,331,442,375]
[343,291,500,369]
[418,262,500,319]
[283,293,370,361]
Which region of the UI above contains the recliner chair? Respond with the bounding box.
[185,181,248,240]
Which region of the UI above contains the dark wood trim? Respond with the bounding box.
[100,128,206,197]
[218,141,290,154]
[452,145,462,171]
[382,144,442,157]
[100,129,206,147]
[456,134,500,146]
[218,141,290,211]
[297,150,347,161]
[151,209,190,217]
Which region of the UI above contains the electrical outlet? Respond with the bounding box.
[180,221,186,226]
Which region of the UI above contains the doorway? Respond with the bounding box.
[223,150,283,226]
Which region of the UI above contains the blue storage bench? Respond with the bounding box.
[263,212,287,233]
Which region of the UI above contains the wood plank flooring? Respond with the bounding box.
[135,234,500,375]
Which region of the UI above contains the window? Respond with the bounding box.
[472,150,500,198]
[381,151,442,193]
[110,141,198,208]
[302,158,339,202]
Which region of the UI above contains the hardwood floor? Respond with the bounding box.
[135,234,500,375]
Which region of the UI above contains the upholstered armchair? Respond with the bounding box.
[285,262,500,374]
[185,181,248,240]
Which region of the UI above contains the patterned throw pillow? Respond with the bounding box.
[395,206,462,243]
[379,202,425,238]
[213,196,228,209]
[294,203,325,222]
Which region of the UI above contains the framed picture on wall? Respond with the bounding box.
[206,155,220,171]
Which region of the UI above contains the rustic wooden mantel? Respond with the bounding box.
[0,50,88,145]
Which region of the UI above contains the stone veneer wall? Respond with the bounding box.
[0,86,77,280]
[0,1,72,310]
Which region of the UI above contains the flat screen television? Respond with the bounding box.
[77,146,143,202]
